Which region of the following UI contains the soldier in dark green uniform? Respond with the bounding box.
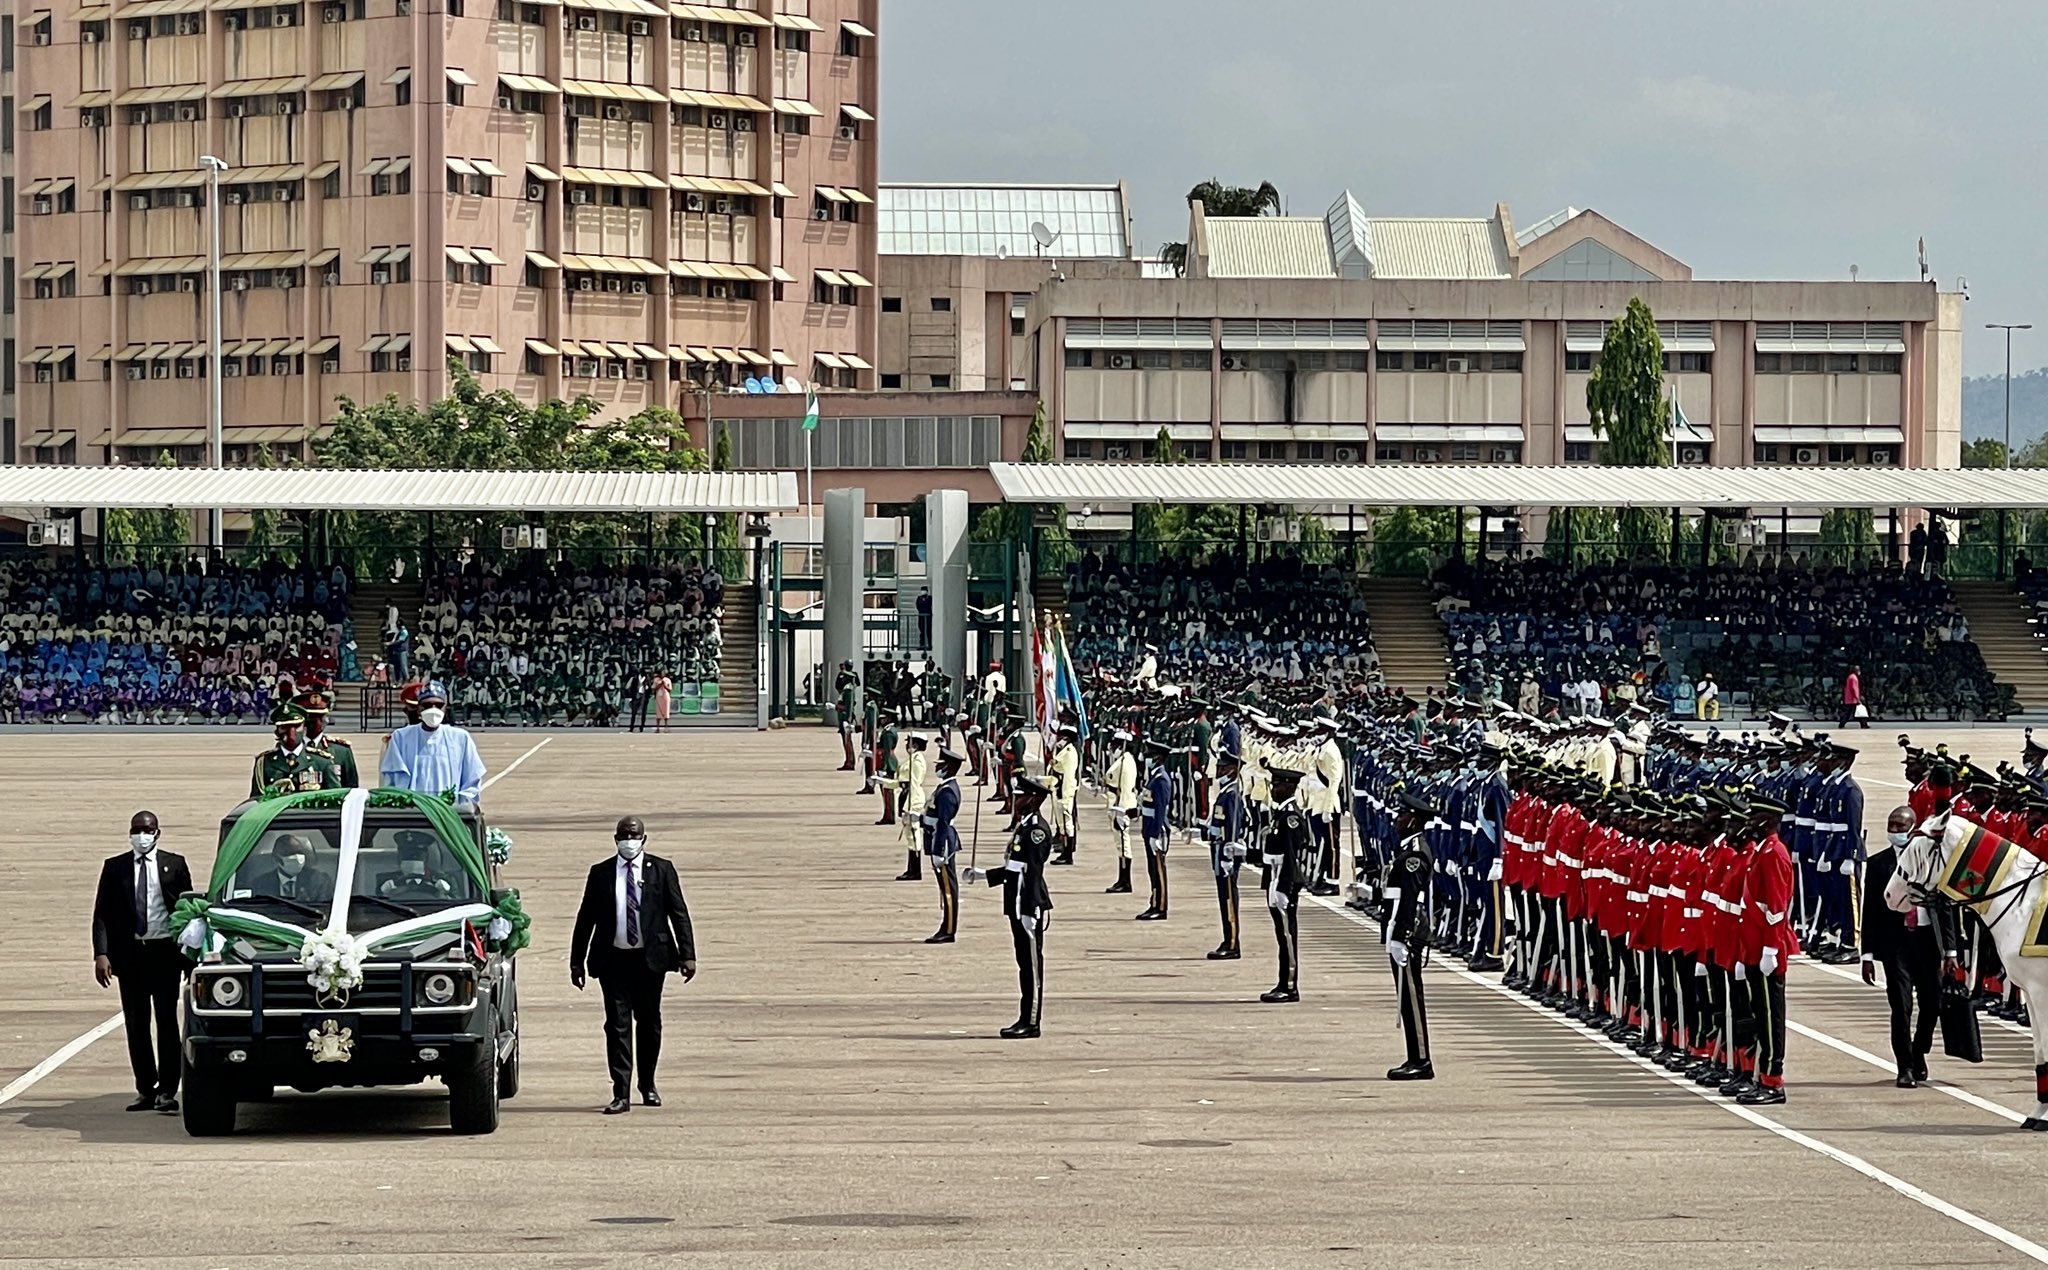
[875,712,902,826]
[1192,701,1215,821]
[860,692,881,795]
[294,685,358,788]
[835,661,861,772]
[251,703,342,799]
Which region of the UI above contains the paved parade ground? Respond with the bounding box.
[4,726,2048,1267]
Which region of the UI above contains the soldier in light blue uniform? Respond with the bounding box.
[1205,751,1246,960]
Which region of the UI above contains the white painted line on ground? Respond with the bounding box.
[1785,1018,2027,1124]
[1797,953,2034,1038]
[1303,893,2048,1265]
[0,737,553,1112]
[0,1014,123,1108]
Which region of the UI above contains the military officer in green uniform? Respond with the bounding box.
[294,685,358,788]
[251,703,342,799]
[875,712,902,826]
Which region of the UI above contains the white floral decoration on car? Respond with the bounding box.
[298,930,366,1003]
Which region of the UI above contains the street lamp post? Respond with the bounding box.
[200,154,228,550]
[1987,322,2033,470]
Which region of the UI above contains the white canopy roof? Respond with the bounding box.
[0,466,798,514]
[989,463,2044,511]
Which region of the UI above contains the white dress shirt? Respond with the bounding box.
[612,855,645,950]
[135,848,169,939]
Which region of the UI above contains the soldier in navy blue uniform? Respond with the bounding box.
[1469,740,1511,972]
[1387,790,1438,1081]
[1813,744,1864,962]
[967,774,1055,1038]
[1346,739,1381,913]
[1247,760,1315,1003]
[922,745,966,944]
[1138,741,1175,921]
[1205,751,1246,959]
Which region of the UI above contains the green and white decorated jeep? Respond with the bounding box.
[172,787,530,1136]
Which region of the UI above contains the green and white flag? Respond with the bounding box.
[803,385,820,432]
[1671,398,1707,441]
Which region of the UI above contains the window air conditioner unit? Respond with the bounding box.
[683,23,702,40]
[225,189,246,204]
[628,18,648,34]
[1220,354,1247,371]
[576,15,596,30]
[569,187,590,204]
[1445,356,1471,374]
[176,190,198,207]
[333,92,355,111]
[31,26,51,44]
[708,112,728,129]
[497,95,514,110]
[1491,447,1518,463]
[1678,445,1705,465]
[605,276,623,292]
[128,21,149,39]
[321,356,340,373]
[395,355,411,371]
[134,279,154,294]
[31,196,51,215]
[1415,446,1442,462]
[81,27,101,43]
[130,107,150,124]
[684,193,706,212]
[1793,446,1819,465]
[837,124,857,141]
[576,276,595,291]
[708,281,729,299]
[128,193,151,211]
[226,100,246,117]
[371,266,391,284]
[229,274,249,290]
[222,360,240,377]
[629,279,647,294]
[275,270,295,288]
[224,13,242,29]
[604,104,623,121]
[734,28,755,45]
[276,186,293,202]
[1870,448,1895,466]
[608,361,626,379]
[176,105,198,121]
[1105,353,1134,369]
[712,196,732,214]
[1334,445,1358,463]
[526,182,544,201]
[322,3,345,22]
[1103,443,1129,460]
[811,206,830,221]
[176,276,197,292]
[278,98,296,115]
[125,364,147,380]
[734,115,753,132]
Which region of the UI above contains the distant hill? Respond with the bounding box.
[1964,368,2048,448]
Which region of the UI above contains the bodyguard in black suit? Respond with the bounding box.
[91,810,194,1113]
[570,815,697,1114]
[1861,806,1943,1087]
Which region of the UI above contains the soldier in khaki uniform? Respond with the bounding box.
[251,703,341,799]
[1047,724,1080,866]
[294,685,358,788]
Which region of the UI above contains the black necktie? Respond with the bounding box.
[133,853,150,937]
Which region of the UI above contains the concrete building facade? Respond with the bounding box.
[11,0,879,466]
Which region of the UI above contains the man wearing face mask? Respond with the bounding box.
[251,702,341,799]
[376,832,456,899]
[248,834,334,904]
[569,816,697,1115]
[1860,804,1944,1087]
[91,810,193,1113]
[379,681,487,804]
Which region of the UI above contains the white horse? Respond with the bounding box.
[1884,813,2048,1130]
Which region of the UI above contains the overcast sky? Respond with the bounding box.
[881,0,2046,377]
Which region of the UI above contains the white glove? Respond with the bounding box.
[1734,962,1748,982]
[1268,889,1290,911]
[1389,940,1409,968]
[1488,860,1504,882]
[1225,843,1247,861]
[1018,913,1038,932]
[1814,859,1831,874]
[1760,946,1780,977]
[964,867,985,883]
[1693,962,1708,978]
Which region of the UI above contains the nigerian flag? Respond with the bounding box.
[803,385,820,432]
[1671,398,1707,441]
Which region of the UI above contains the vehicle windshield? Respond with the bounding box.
[220,812,484,933]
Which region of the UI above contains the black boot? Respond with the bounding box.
[1105,858,1133,894]
[1386,1060,1435,1081]
[895,851,921,882]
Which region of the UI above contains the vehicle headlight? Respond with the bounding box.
[207,974,245,1008]
[421,972,458,1006]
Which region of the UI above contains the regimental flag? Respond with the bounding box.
[1937,817,2020,906]
[1051,621,1090,742]
[1671,398,1708,442]
[1033,616,1059,732]
[803,385,820,433]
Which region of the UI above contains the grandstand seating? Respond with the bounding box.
[0,558,353,723]
[414,558,726,726]
[1433,557,2011,721]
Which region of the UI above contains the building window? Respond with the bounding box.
[1376,350,1404,371]
[1011,315,1025,337]
[1375,444,1403,462]
[1754,443,1782,463]
[1665,351,1712,373]
[1256,441,1286,461]
[1826,444,1856,465]
[1297,442,1326,461]
[1064,348,1091,368]
[1867,353,1901,374]
[1565,350,1596,372]
[1061,439,1093,460]
[779,28,808,51]
[930,296,951,313]
[1489,351,1523,372]
[322,170,341,199]
[880,295,902,313]
[1180,350,1211,370]
[1754,353,1781,373]
[1564,442,1595,463]
[1333,350,1368,372]
[928,373,951,389]
[1449,443,1480,462]
[1410,351,1445,371]
[879,373,901,389]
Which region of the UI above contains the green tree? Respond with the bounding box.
[1371,506,1455,577]
[1586,298,1672,560]
[1961,437,2008,469]
[1815,507,1879,568]
[711,422,741,571]
[242,443,297,567]
[971,401,1072,576]
[1542,507,1621,566]
[1159,179,1283,276]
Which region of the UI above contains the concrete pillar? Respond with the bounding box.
[823,487,864,709]
[925,488,969,693]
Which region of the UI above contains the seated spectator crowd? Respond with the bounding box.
[1065,551,1379,683]
[411,556,725,726]
[1434,554,2009,722]
[0,557,354,723]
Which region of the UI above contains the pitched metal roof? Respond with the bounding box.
[878,183,1130,259]
[0,466,798,513]
[1203,217,1335,278]
[1365,218,1512,280]
[989,463,2042,511]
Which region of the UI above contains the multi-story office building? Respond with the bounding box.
[875,181,1144,394]
[999,193,1962,472]
[11,0,877,466]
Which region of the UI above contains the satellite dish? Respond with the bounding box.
[783,374,805,394]
[1030,221,1058,249]
[762,379,780,393]
[744,377,764,394]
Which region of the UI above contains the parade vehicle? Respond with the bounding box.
[171,787,530,1137]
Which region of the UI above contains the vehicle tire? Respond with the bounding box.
[182,1062,237,1137]
[448,1041,500,1135]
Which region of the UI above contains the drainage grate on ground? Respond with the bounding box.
[771,1214,968,1229]
[1139,1139,1232,1148]
[592,1216,674,1226]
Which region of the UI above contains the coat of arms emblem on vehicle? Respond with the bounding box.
[306,1018,356,1063]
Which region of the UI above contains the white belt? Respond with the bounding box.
[1648,885,1670,899]
[1627,891,1648,904]
[1816,821,1848,833]
[1684,907,1702,919]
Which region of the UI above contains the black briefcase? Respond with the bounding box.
[1938,973,1984,1064]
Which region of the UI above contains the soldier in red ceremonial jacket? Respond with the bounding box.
[1735,795,1799,1105]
